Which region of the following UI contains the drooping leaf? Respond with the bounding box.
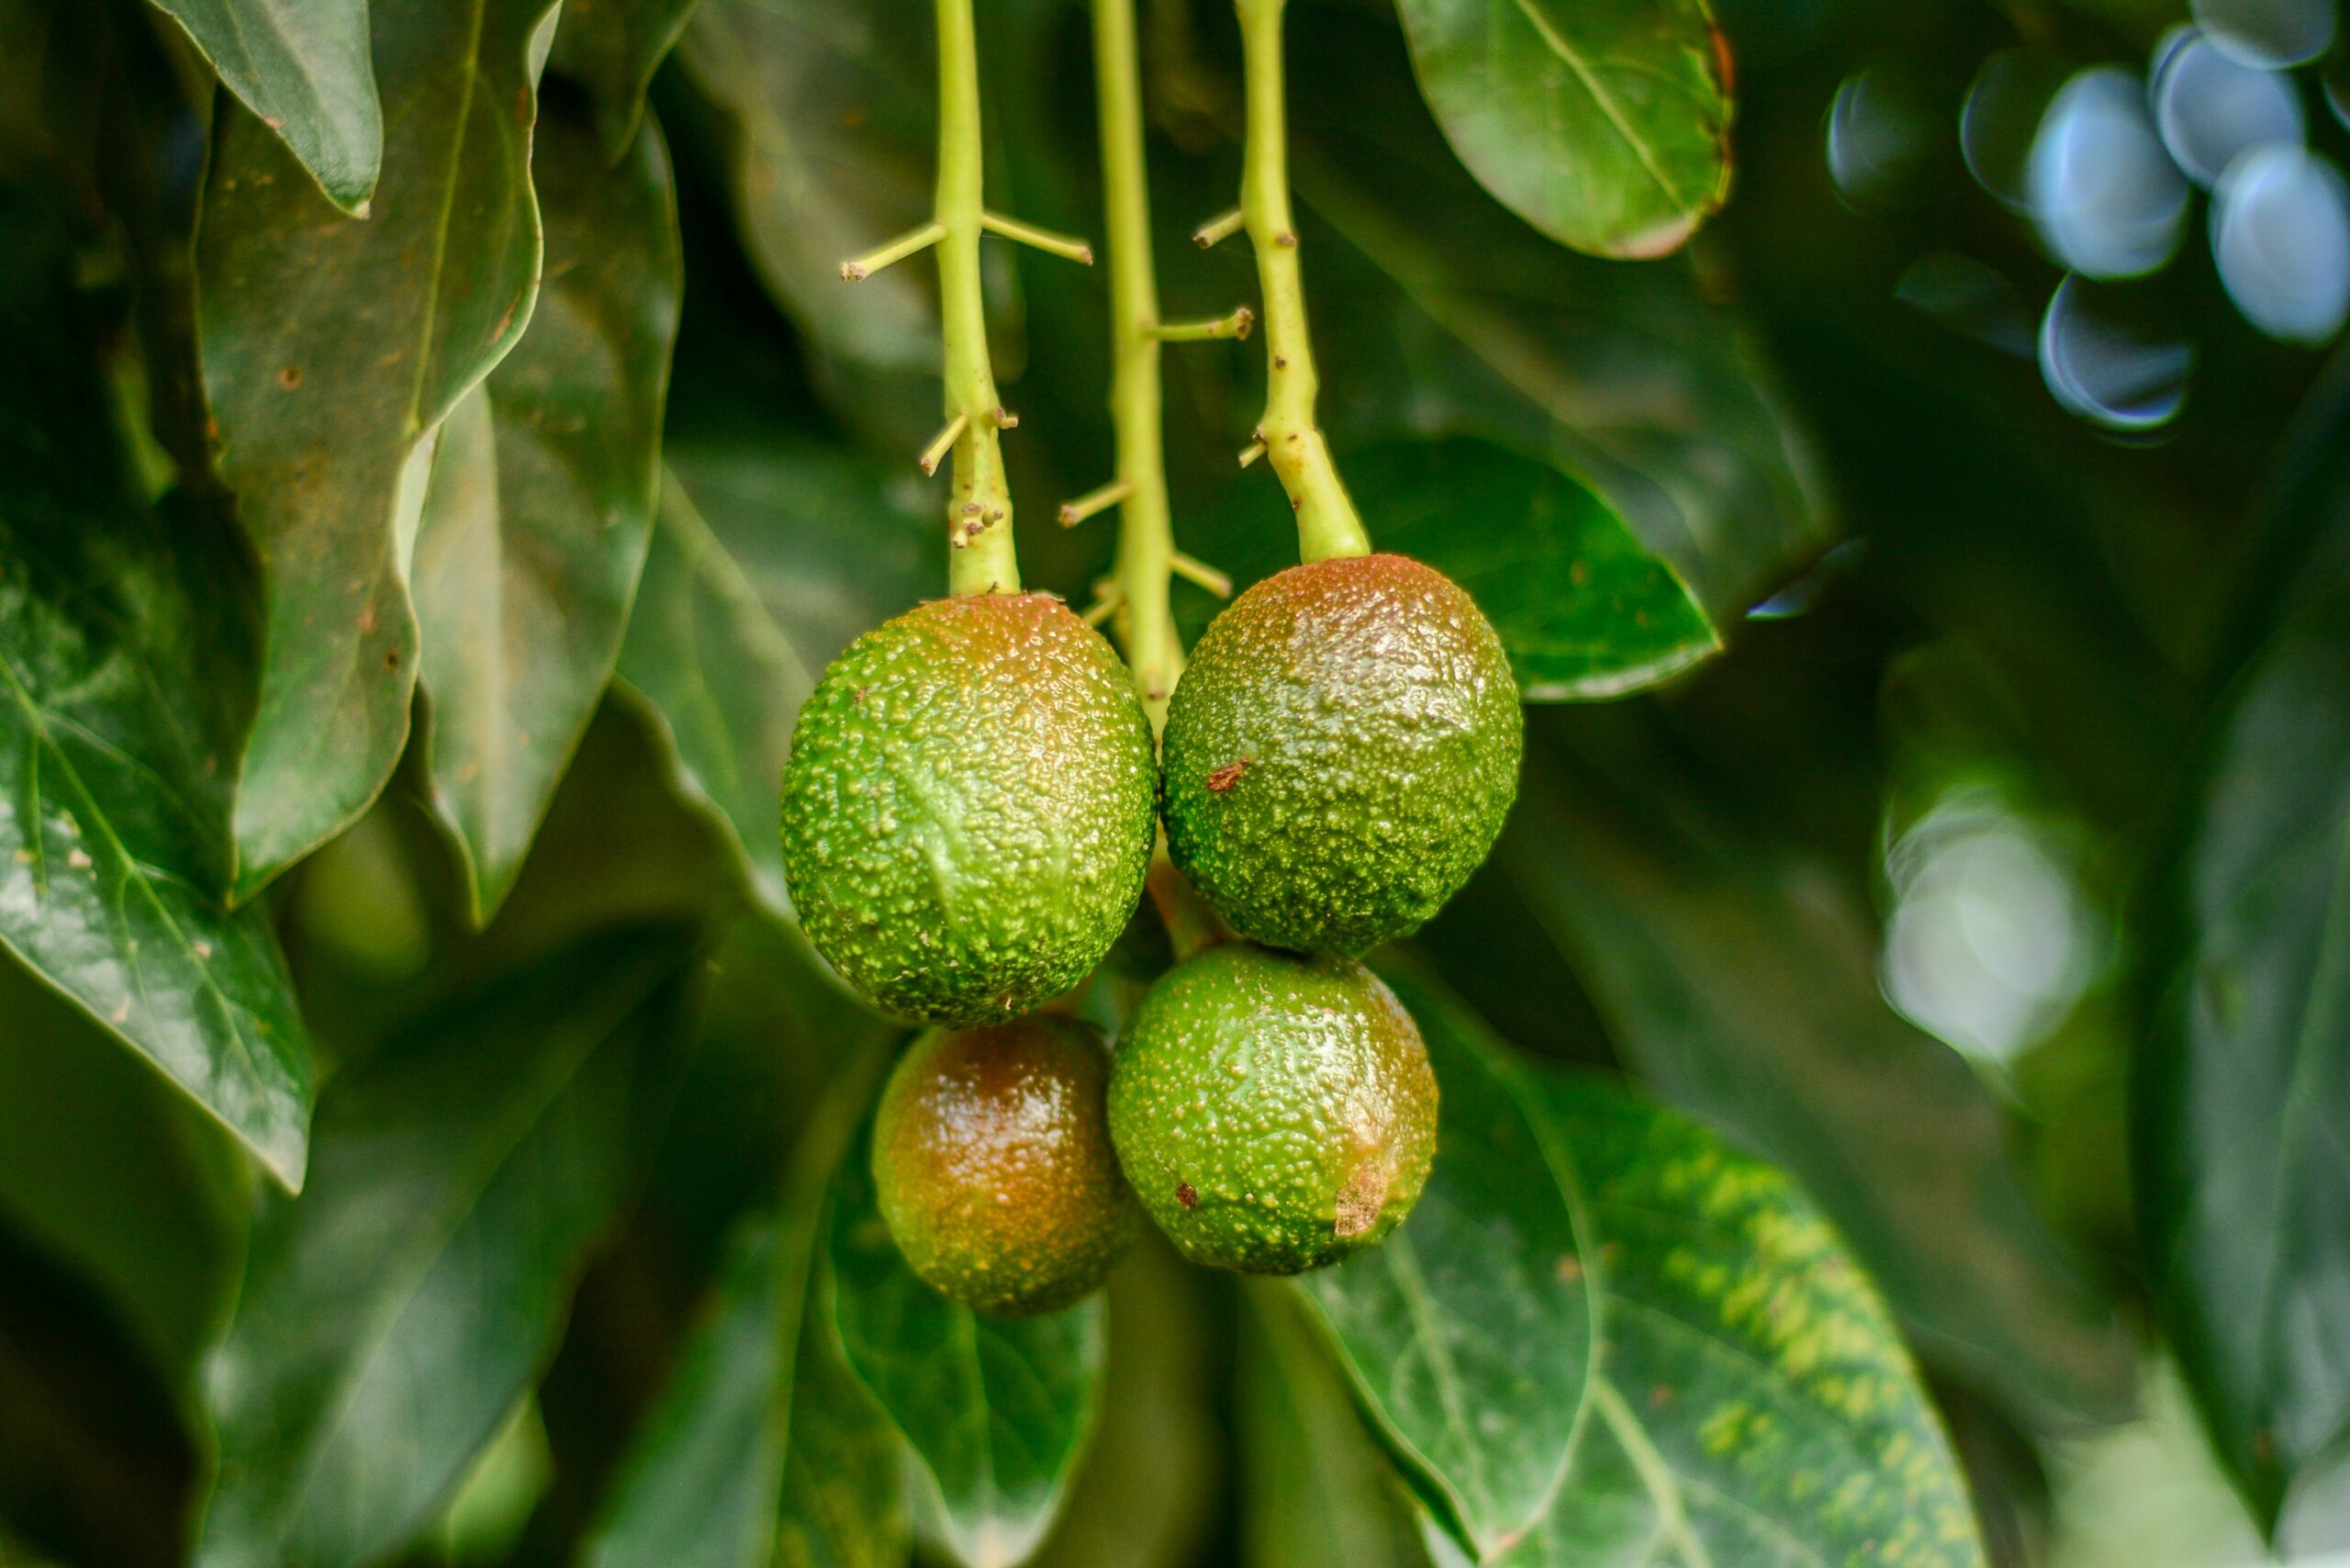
[0,955,251,1394]
[1393,0,1731,258]
[414,104,683,921]
[1351,438,1719,700]
[773,1265,912,1568]
[827,1114,1107,1568]
[1503,755,2137,1427]
[614,475,812,918]
[148,0,380,214]
[2141,586,2350,1529]
[675,0,937,373]
[551,0,707,158]
[583,1036,895,1568]
[616,444,938,915]
[1285,15,1823,621]
[1295,954,1595,1558]
[198,0,558,902]
[0,188,315,1188]
[1364,969,1986,1568]
[196,929,697,1568]
[1240,1282,1435,1568]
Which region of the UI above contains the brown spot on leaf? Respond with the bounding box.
[1207,758,1249,793]
[1557,1254,1583,1284]
[1650,1384,1676,1409]
[1176,1182,1197,1210]
[384,649,400,670]
[276,364,303,389]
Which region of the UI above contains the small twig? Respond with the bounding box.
[1058,478,1135,527]
[1169,552,1233,598]
[1237,440,1268,468]
[918,411,969,476]
[1150,306,1254,342]
[1082,580,1125,625]
[981,210,1095,264]
[1192,207,1245,248]
[841,220,946,281]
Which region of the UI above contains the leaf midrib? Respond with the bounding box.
[1503,0,1692,209]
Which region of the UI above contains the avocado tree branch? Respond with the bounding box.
[1088,0,1184,723]
[1235,0,1370,565]
[843,0,1096,596]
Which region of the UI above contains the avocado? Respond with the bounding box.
[873,1014,1138,1315]
[780,594,1158,1025]
[1161,554,1521,956]
[1108,942,1438,1274]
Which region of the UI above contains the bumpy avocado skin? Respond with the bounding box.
[1108,943,1438,1275]
[873,1016,1139,1316]
[779,595,1158,1025]
[1161,554,1522,956]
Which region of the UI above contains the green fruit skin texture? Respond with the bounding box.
[779,594,1158,1025]
[1108,943,1438,1275]
[873,1016,1140,1316]
[1161,554,1523,956]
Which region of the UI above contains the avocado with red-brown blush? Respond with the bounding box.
[779,594,1158,1025]
[1161,554,1521,956]
[1108,942,1438,1274]
[872,1015,1138,1315]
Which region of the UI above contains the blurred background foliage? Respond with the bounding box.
[0,0,2347,1563]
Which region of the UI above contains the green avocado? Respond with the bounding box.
[873,1016,1138,1315]
[1107,942,1438,1275]
[779,594,1158,1025]
[1161,553,1522,956]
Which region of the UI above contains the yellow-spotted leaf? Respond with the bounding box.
[1326,970,1986,1568]
[198,0,558,902]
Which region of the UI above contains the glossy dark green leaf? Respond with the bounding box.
[551,0,706,158]
[1368,971,1985,1568]
[615,474,814,917]
[0,954,251,1389]
[583,1216,796,1568]
[196,929,696,1568]
[414,106,682,922]
[149,0,379,214]
[1296,955,1595,1558]
[827,1114,1108,1568]
[676,0,937,373]
[1503,760,2136,1426]
[616,445,937,915]
[1351,438,1718,700]
[1393,0,1730,258]
[1287,18,1822,621]
[773,1265,912,1568]
[1024,1243,1221,1568]
[2142,587,2350,1528]
[1240,1283,1435,1568]
[0,191,315,1187]
[583,1037,895,1568]
[198,0,558,902]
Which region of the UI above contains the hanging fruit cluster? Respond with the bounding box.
[777,0,1520,1314]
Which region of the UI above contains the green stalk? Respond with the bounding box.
[1092,0,1182,724]
[936,0,1021,596]
[1236,0,1369,565]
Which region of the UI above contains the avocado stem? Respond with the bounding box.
[1236,0,1371,566]
[931,0,1024,595]
[1147,844,1229,960]
[1091,0,1185,725]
